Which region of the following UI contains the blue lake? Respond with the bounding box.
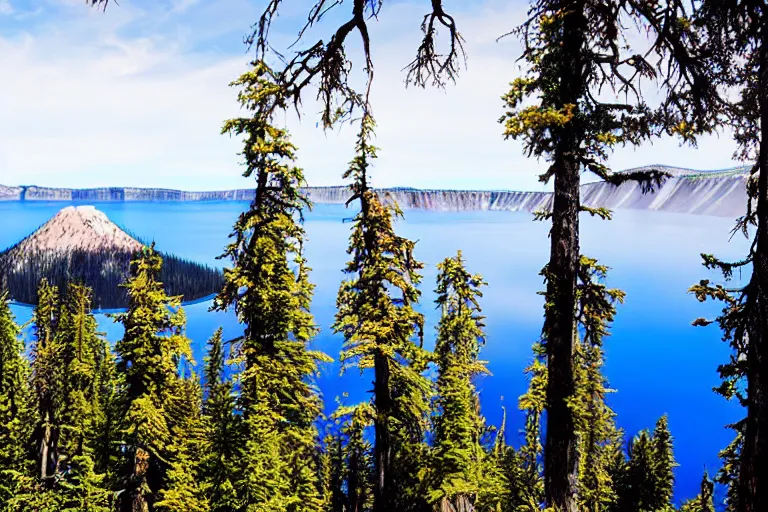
[1,200,750,506]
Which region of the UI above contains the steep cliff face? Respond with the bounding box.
[21,186,257,202]
[305,167,751,217]
[580,173,748,217]
[0,185,22,201]
[1,165,754,217]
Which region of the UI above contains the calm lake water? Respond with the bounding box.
[1,199,751,506]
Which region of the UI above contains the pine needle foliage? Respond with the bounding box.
[429,251,490,511]
[333,113,431,512]
[215,59,329,512]
[503,1,717,509]
[200,328,240,512]
[611,416,677,512]
[31,279,61,486]
[156,373,208,512]
[326,403,376,512]
[113,244,194,512]
[517,342,547,511]
[571,256,625,512]
[688,3,768,510]
[0,291,35,509]
[680,472,715,512]
[521,255,626,512]
[55,283,111,510]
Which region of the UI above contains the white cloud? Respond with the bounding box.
[170,0,201,14]
[0,0,13,15]
[0,0,744,191]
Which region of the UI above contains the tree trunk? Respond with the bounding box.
[373,351,392,512]
[738,20,768,512]
[39,410,50,481]
[543,3,586,512]
[121,447,149,512]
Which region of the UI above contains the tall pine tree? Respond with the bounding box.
[31,279,62,487]
[613,416,676,512]
[55,283,111,511]
[502,2,716,508]
[428,251,489,511]
[200,328,240,512]
[690,3,768,510]
[680,472,715,512]
[155,371,207,512]
[333,113,431,512]
[113,245,194,512]
[0,290,35,509]
[572,256,625,512]
[215,60,329,512]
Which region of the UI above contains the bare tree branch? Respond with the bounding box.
[87,0,113,11]
[248,0,379,128]
[404,0,466,88]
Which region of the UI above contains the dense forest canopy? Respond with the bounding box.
[0,247,223,309]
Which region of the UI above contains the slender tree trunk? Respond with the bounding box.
[738,21,768,512]
[355,149,394,512]
[543,3,585,512]
[121,447,149,512]
[39,404,59,485]
[373,351,392,512]
[347,448,360,512]
[39,410,51,481]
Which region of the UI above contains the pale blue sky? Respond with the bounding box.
[0,0,743,191]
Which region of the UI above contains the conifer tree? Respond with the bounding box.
[318,431,345,512]
[478,407,515,512]
[517,256,625,512]
[614,417,676,512]
[31,279,61,486]
[0,291,35,508]
[517,342,547,511]
[325,404,375,512]
[343,409,375,512]
[502,2,715,509]
[714,433,741,512]
[215,60,329,512]
[571,257,625,512]
[681,472,715,512]
[333,113,431,512]
[113,245,194,512]
[57,454,110,512]
[92,337,119,491]
[605,428,629,512]
[689,3,768,510]
[55,283,111,510]
[200,328,239,512]
[156,372,207,512]
[623,430,657,512]
[650,415,675,511]
[428,251,489,511]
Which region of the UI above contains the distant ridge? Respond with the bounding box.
[0,165,753,218]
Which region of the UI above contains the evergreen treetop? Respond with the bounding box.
[429,251,490,510]
[216,59,329,512]
[113,245,193,512]
[333,114,431,512]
